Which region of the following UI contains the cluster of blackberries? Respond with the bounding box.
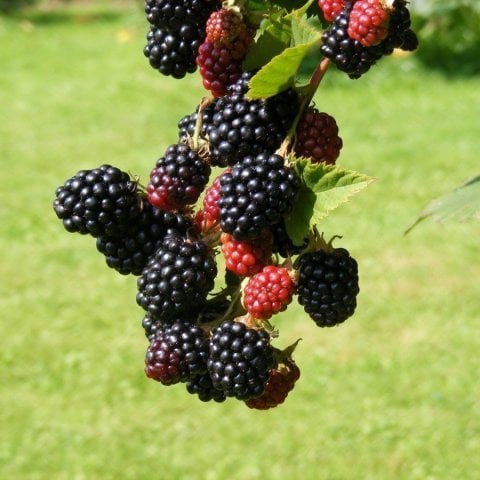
[52,0,420,409]
[319,0,418,78]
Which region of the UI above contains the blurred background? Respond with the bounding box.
[1,1,479,479]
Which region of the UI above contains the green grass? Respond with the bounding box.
[1,4,480,479]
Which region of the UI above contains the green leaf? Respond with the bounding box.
[405,175,480,234]
[242,16,292,71]
[247,41,318,98]
[285,159,374,244]
[290,10,322,46]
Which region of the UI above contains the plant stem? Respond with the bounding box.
[278,58,331,159]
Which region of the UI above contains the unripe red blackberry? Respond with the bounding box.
[205,8,244,44]
[145,319,210,385]
[196,30,252,97]
[318,0,346,22]
[245,359,300,410]
[297,246,359,327]
[221,232,273,277]
[348,0,391,47]
[96,199,192,276]
[195,171,225,232]
[53,164,142,238]
[207,320,276,400]
[243,266,295,320]
[294,108,343,165]
[136,234,217,322]
[185,373,227,402]
[218,153,300,240]
[147,143,211,212]
[208,72,300,166]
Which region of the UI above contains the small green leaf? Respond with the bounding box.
[285,185,316,245]
[405,175,480,234]
[247,42,317,98]
[285,159,374,242]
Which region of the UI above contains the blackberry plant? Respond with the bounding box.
[53,0,418,409]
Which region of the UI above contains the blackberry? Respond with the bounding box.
[297,247,359,327]
[136,234,217,322]
[196,31,252,97]
[243,266,295,320]
[195,171,225,232]
[218,153,300,240]
[144,25,202,79]
[147,143,211,212]
[377,0,414,55]
[294,108,343,165]
[205,8,244,44]
[177,100,217,142]
[96,199,192,275]
[221,231,273,277]
[347,0,390,48]
[145,319,210,385]
[245,359,300,410]
[143,0,220,78]
[207,320,276,400]
[318,0,345,22]
[208,72,300,166]
[53,164,141,238]
[271,220,308,258]
[321,2,385,79]
[186,373,227,402]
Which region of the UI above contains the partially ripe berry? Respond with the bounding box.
[294,108,342,165]
[348,0,391,47]
[318,0,346,22]
[243,266,295,320]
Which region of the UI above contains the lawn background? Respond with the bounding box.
[1,2,479,479]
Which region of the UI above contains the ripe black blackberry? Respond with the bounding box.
[143,0,220,78]
[136,234,217,322]
[185,373,227,403]
[208,72,300,166]
[218,153,300,240]
[146,143,211,212]
[177,100,217,142]
[377,0,415,55]
[145,319,210,385]
[207,320,276,400]
[144,25,202,79]
[53,164,141,238]
[96,199,192,276]
[297,246,359,327]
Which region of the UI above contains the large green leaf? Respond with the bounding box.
[285,159,374,244]
[405,175,480,234]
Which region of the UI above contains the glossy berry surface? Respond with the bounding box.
[207,320,276,400]
[136,235,217,322]
[53,164,141,238]
[243,266,295,320]
[220,232,273,277]
[348,0,390,47]
[144,319,209,385]
[218,153,300,240]
[294,108,343,165]
[297,247,359,327]
[147,143,211,212]
[245,359,300,410]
